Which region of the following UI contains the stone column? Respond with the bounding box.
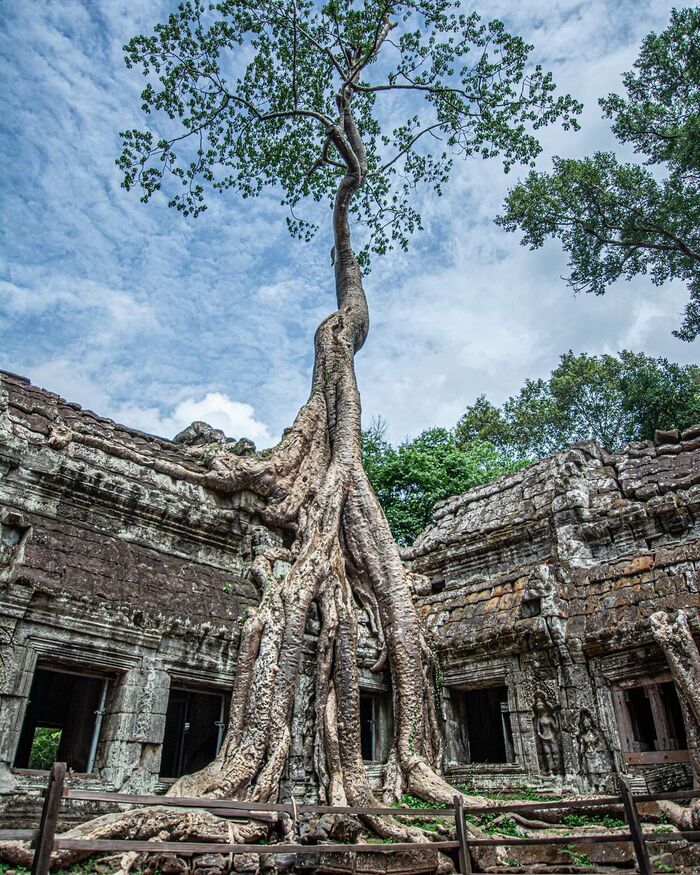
[0,639,36,792]
[98,658,171,792]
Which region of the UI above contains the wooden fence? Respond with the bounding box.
[4,764,700,875]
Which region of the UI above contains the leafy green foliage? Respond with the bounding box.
[562,844,592,867]
[563,813,625,829]
[28,727,62,771]
[362,420,524,543]
[397,793,447,809]
[457,784,561,803]
[464,812,522,837]
[498,7,700,340]
[118,0,579,267]
[456,350,700,458]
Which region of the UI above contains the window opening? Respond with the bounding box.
[614,677,689,762]
[360,694,377,761]
[454,685,514,764]
[625,686,656,751]
[14,667,108,772]
[659,682,687,750]
[359,691,391,763]
[159,687,229,779]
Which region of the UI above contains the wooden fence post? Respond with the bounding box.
[619,776,652,875]
[31,761,66,875]
[453,795,473,875]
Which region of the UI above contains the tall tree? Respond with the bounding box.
[363,422,522,545]
[456,350,700,458]
[0,0,579,865]
[497,8,700,340]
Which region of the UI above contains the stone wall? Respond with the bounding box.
[1,367,699,826]
[406,428,700,794]
[0,371,277,825]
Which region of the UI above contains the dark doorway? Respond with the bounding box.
[359,691,391,762]
[455,685,514,764]
[659,682,688,749]
[159,687,229,778]
[14,667,108,772]
[360,694,377,761]
[618,680,688,754]
[625,686,656,751]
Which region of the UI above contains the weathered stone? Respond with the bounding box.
[173,419,228,446]
[2,366,700,838]
[233,853,260,871]
[655,428,680,444]
[681,424,700,441]
[230,437,257,456]
[151,854,190,874]
[410,418,700,795]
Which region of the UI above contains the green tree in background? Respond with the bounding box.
[362,421,523,544]
[456,350,700,459]
[498,8,700,340]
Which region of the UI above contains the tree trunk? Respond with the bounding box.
[0,113,493,872]
[650,610,700,829]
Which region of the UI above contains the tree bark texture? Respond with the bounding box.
[650,609,700,828]
[0,100,493,872]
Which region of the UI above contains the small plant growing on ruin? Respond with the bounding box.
[562,844,592,867]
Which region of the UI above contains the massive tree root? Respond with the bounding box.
[650,610,700,830]
[0,107,495,874]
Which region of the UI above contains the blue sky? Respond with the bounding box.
[1,0,696,447]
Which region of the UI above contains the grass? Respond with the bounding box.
[396,794,446,809]
[456,784,562,803]
[464,813,521,838]
[563,812,625,829]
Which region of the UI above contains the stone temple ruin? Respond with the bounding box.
[1,368,699,829]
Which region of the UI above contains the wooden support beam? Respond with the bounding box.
[453,795,473,874]
[31,761,66,875]
[619,776,652,875]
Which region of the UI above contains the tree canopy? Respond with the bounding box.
[456,350,700,458]
[497,8,700,340]
[362,421,522,543]
[118,0,580,266]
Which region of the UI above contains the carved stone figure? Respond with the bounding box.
[576,708,609,791]
[533,691,563,775]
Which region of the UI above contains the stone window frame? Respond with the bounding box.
[446,681,516,767]
[441,660,521,770]
[358,688,393,764]
[158,681,231,780]
[9,642,129,777]
[13,665,110,774]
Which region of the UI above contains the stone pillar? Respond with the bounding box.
[0,639,36,792]
[98,658,171,792]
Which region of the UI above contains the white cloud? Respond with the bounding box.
[1,0,696,452]
[117,392,275,447]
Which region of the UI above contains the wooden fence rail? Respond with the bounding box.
[23,763,700,875]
